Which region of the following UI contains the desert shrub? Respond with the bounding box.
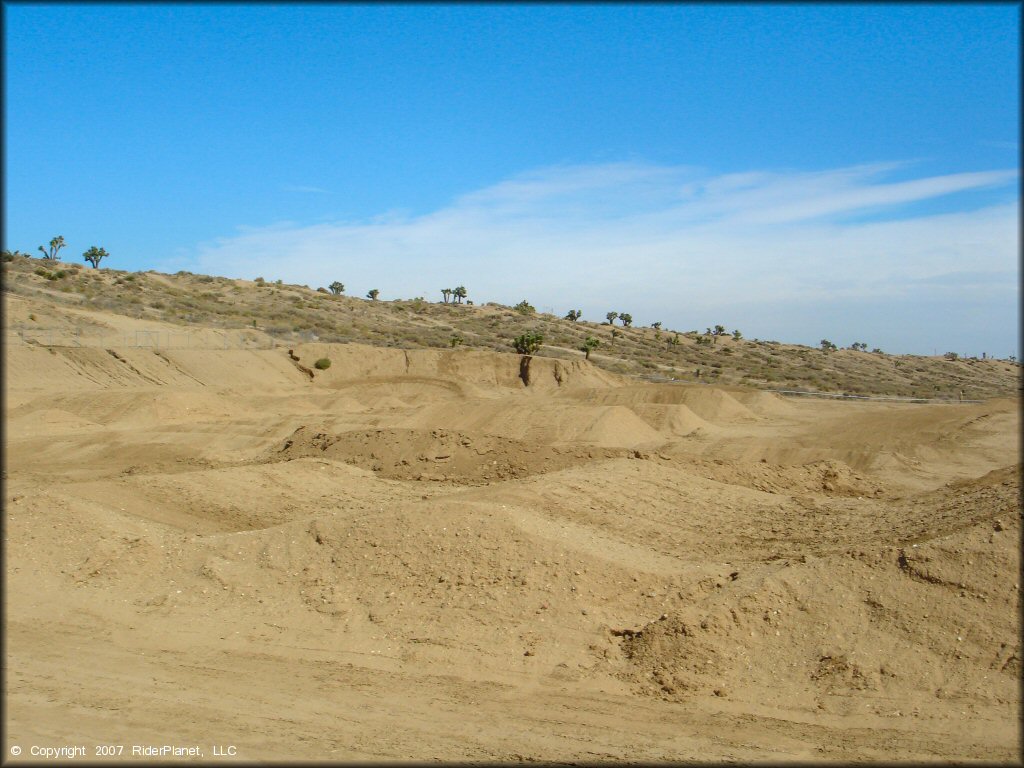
[313,358,331,370]
[514,300,536,315]
[512,331,543,355]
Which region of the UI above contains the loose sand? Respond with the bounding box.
[4,327,1020,761]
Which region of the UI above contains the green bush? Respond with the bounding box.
[314,358,332,370]
[512,331,543,355]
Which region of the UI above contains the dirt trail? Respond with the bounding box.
[4,323,1020,762]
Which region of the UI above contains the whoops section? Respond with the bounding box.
[4,334,1021,762]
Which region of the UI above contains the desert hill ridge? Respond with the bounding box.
[3,253,1018,399]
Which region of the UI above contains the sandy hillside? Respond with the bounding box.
[4,304,1021,762]
[3,254,1020,399]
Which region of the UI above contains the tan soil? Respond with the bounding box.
[4,309,1020,762]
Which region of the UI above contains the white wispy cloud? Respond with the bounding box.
[188,160,1019,355]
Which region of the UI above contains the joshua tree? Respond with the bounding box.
[713,324,726,337]
[514,300,536,315]
[565,309,582,322]
[669,333,681,346]
[328,281,345,295]
[732,329,742,341]
[620,313,632,327]
[441,288,452,304]
[367,289,380,300]
[512,331,543,355]
[606,311,618,325]
[453,285,467,304]
[82,246,108,268]
[580,336,600,360]
[820,339,837,352]
[651,321,662,330]
[39,236,66,260]
[611,328,621,339]
[450,334,464,347]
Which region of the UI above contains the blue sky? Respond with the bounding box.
[4,3,1019,356]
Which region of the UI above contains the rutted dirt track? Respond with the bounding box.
[4,338,1020,761]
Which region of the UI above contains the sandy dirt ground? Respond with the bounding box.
[4,308,1020,762]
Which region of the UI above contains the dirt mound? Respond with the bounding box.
[730,389,799,416]
[573,406,666,445]
[569,384,758,424]
[606,486,1020,711]
[274,426,629,483]
[629,403,718,437]
[602,466,1019,708]
[675,387,758,422]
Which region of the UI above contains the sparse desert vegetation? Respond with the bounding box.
[1,253,1017,400]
